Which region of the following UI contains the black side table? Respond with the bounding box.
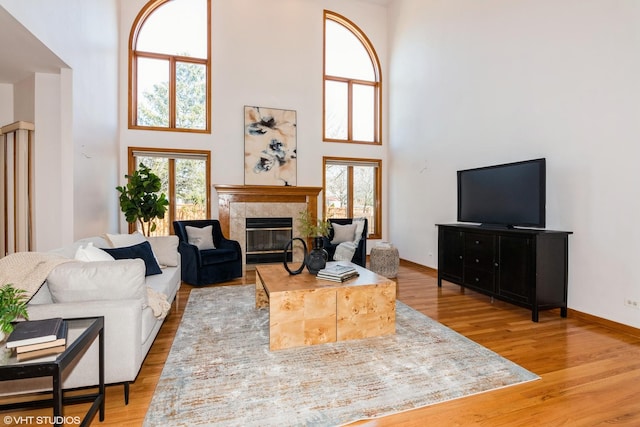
[0,317,105,427]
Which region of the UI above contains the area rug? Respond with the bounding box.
[144,285,538,426]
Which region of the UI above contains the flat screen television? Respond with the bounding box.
[457,158,546,228]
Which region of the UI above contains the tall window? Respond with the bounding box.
[129,0,211,132]
[324,11,381,144]
[128,147,211,235]
[323,157,381,239]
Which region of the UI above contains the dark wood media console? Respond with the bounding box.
[437,224,572,322]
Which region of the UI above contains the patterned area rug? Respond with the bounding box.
[144,285,538,426]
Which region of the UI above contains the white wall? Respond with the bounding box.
[118,0,389,235]
[1,0,120,245]
[388,0,640,327]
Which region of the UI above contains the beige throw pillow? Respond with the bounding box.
[146,235,179,267]
[330,223,357,245]
[104,231,146,248]
[186,225,216,250]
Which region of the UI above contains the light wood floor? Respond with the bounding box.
[3,262,640,426]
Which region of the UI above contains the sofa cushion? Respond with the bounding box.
[186,225,216,250]
[103,241,163,276]
[145,265,180,299]
[74,242,115,262]
[46,259,147,306]
[330,223,357,244]
[200,248,238,265]
[146,236,179,267]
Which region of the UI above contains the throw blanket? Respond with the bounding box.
[0,252,170,320]
[147,287,171,319]
[333,241,357,262]
[0,252,72,301]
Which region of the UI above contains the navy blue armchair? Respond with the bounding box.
[321,218,368,267]
[173,219,243,286]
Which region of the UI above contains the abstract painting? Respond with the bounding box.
[244,106,297,186]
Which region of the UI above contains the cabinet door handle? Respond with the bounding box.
[475,277,480,282]
[475,258,480,263]
[494,262,499,267]
[459,255,463,260]
[475,240,480,244]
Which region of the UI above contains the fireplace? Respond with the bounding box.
[245,217,293,265]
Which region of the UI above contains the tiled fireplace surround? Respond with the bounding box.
[214,185,323,271]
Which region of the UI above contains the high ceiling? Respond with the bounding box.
[0,7,68,84]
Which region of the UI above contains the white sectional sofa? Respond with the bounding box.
[0,234,181,402]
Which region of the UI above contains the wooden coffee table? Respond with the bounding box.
[255,261,396,350]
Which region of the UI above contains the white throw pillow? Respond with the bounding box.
[146,235,179,267]
[74,242,115,262]
[105,231,146,248]
[330,223,357,245]
[352,218,366,246]
[47,259,147,307]
[186,225,216,250]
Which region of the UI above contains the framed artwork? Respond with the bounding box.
[244,106,297,186]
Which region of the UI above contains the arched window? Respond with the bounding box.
[129,0,211,132]
[324,11,381,144]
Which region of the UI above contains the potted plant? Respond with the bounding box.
[297,210,330,240]
[116,163,169,236]
[297,211,331,275]
[0,283,29,342]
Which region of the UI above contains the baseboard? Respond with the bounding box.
[398,258,437,274]
[396,259,640,338]
[567,309,640,338]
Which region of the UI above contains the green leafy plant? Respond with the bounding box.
[297,210,331,238]
[0,284,29,335]
[116,163,169,236]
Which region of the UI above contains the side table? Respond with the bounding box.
[369,243,400,278]
[0,317,105,427]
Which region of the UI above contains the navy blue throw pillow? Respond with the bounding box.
[103,241,162,276]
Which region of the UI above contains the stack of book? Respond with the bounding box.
[6,317,68,361]
[317,264,359,282]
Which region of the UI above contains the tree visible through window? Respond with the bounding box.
[323,157,381,239]
[129,0,211,132]
[128,148,211,236]
[324,11,381,144]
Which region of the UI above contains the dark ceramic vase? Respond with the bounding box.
[305,236,328,275]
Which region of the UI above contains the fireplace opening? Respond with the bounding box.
[246,217,293,265]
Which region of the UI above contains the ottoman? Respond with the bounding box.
[369,243,399,278]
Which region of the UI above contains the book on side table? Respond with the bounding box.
[16,321,68,353]
[6,317,64,349]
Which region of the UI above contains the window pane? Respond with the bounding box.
[137,57,169,127]
[175,158,207,220]
[135,156,170,236]
[353,166,376,235]
[352,84,375,142]
[137,0,207,59]
[325,20,374,81]
[325,80,348,140]
[176,62,206,129]
[325,164,348,218]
